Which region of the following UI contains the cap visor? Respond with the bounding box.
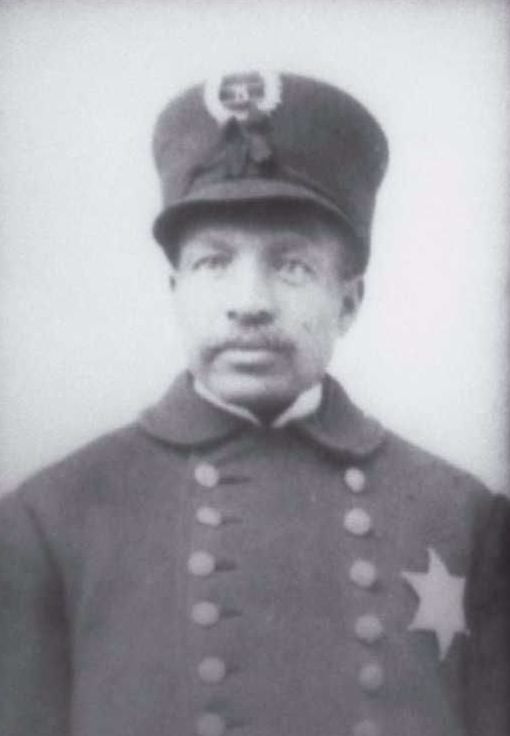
[153,178,359,246]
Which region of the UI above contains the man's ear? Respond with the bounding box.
[337,276,364,335]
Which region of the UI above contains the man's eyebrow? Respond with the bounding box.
[269,238,317,255]
[186,236,233,251]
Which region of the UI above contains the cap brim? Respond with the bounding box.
[152,178,360,247]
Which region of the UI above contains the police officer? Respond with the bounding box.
[1,71,509,736]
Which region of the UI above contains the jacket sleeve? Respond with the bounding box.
[0,491,71,736]
[466,493,510,736]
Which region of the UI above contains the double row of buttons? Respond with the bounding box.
[344,467,384,736]
[188,462,230,736]
[188,461,384,735]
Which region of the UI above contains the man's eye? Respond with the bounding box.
[276,258,314,284]
[192,254,230,271]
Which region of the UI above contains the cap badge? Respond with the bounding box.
[204,71,282,124]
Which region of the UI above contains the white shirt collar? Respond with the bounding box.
[193,379,323,428]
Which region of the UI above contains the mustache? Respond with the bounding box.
[203,332,295,359]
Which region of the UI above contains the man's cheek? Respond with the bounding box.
[300,320,315,335]
[299,315,328,340]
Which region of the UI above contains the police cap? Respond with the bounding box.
[152,71,389,271]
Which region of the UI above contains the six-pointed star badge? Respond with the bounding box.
[402,547,468,660]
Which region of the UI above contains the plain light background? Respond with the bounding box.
[0,0,508,494]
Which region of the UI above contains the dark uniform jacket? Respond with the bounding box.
[1,373,509,736]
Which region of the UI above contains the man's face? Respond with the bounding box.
[170,206,363,415]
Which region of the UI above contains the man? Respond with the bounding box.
[0,71,508,736]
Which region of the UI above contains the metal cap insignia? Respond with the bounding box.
[204,71,282,124]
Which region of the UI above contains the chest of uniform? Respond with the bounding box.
[173,432,471,734]
[71,431,474,736]
[179,431,472,650]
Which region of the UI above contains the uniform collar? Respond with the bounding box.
[193,378,323,428]
[139,371,385,459]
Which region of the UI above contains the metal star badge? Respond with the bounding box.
[402,547,468,660]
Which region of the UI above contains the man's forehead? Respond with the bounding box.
[179,224,325,253]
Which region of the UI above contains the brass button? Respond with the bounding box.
[195,712,226,736]
[344,508,372,536]
[187,551,215,577]
[354,614,384,644]
[349,560,378,589]
[344,467,366,493]
[194,463,220,488]
[352,719,381,736]
[191,601,221,627]
[196,506,223,527]
[359,662,384,693]
[198,656,227,684]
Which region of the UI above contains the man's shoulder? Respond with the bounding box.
[0,418,171,519]
[324,376,491,501]
[369,423,499,536]
[25,422,142,484]
[380,428,487,492]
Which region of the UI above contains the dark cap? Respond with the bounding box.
[152,71,389,269]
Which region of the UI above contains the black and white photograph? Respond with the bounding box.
[1,1,509,735]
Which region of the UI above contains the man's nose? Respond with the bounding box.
[225,259,276,326]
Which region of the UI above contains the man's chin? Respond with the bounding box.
[205,370,300,414]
